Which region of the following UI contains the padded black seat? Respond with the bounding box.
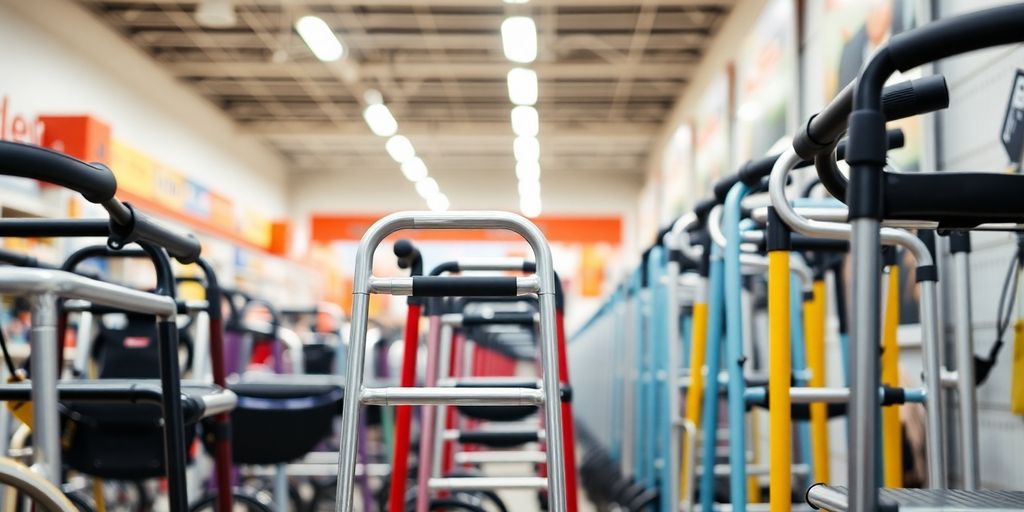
[0,380,230,479]
[222,380,343,465]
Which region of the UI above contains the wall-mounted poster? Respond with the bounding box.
[804,0,924,171]
[659,123,694,224]
[804,0,930,327]
[734,0,798,162]
[694,72,732,197]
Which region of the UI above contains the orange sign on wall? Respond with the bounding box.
[311,214,622,245]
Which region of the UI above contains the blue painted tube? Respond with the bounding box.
[610,287,625,463]
[904,388,926,403]
[699,247,725,512]
[653,248,675,512]
[724,183,749,511]
[645,248,662,498]
[633,268,649,485]
[790,271,814,491]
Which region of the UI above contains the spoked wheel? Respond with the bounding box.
[0,458,78,512]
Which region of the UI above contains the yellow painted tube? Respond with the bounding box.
[681,302,708,498]
[805,280,830,484]
[768,250,791,512]
[881,266,903,487]
[92,478,107,512]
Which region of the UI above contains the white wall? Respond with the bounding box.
[0,0,288,216]
[935,0,1024,490]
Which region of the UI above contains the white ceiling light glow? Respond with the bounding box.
[363,104,398,137]
[400,157,428,182]
[415,177,440,199]
[518,179,541,197]
[427,193,450,212]
[510,106,539,137]
[507,68,538,106]
[513,136,540,163]
[385,135,416,163]
[196,0,236,28]
[520,195,542,218]
[501,17,538,64]
[515,160,541,181]
[295,15,345,62]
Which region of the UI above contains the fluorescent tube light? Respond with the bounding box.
[427,193,450,212]
[295,16,345,62]
[520,195,542,218]
[511,106,539,137]
[400,158,428,182]
[385,135,416,163]
[515,160,541,181]
[507,68,538,106]
[513,136,540,163]
[501,17,537,64]
[363,104,398,137]
[415,177,439,199]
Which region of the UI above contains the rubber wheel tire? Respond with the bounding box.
[188,491,275,512]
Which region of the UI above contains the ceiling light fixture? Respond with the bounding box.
[515,160,541,181]
[295,15,345,62]
[501,17,538,64]
[196,0,236,28]
[507,68,538,106]
[415,177,440,199]
[518,178,541,197]
[363,104,398,137]
[520,194,542,218]
[400,157,428,182]
[385,135,416,163]
[427,193,450,212]
[513,136,540,163]
[510,106,539,137]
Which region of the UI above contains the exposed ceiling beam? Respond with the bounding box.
[170,60,695,80]
[133,31,708,53]
[88,0,733,7]
[240,120,659,138]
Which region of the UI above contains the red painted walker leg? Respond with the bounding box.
[389,304,422,512]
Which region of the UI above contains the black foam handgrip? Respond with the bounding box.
[738,128,904,188]
[108,204,201,264]
[878,75,949,121]
[712,174,741,203]
[411,276,519,297]
[692,198,716,222]
[888,4,1024,73]
[457,431,539,447]
[0,141,117,203]
[795,76,947,160]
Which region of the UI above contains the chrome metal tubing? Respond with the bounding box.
[952,250,980,489]
[0,267,176,317]
[336,210,566,512]
[428,477,548,491]
[29,293,60,484]
[769,150,947,491]
[849,217,882,512]
[455,257,528,270]
[805,483,848,511]
[453,451,547,464]
[360,386,545,406]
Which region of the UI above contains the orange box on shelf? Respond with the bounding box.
[38,115,111,164]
